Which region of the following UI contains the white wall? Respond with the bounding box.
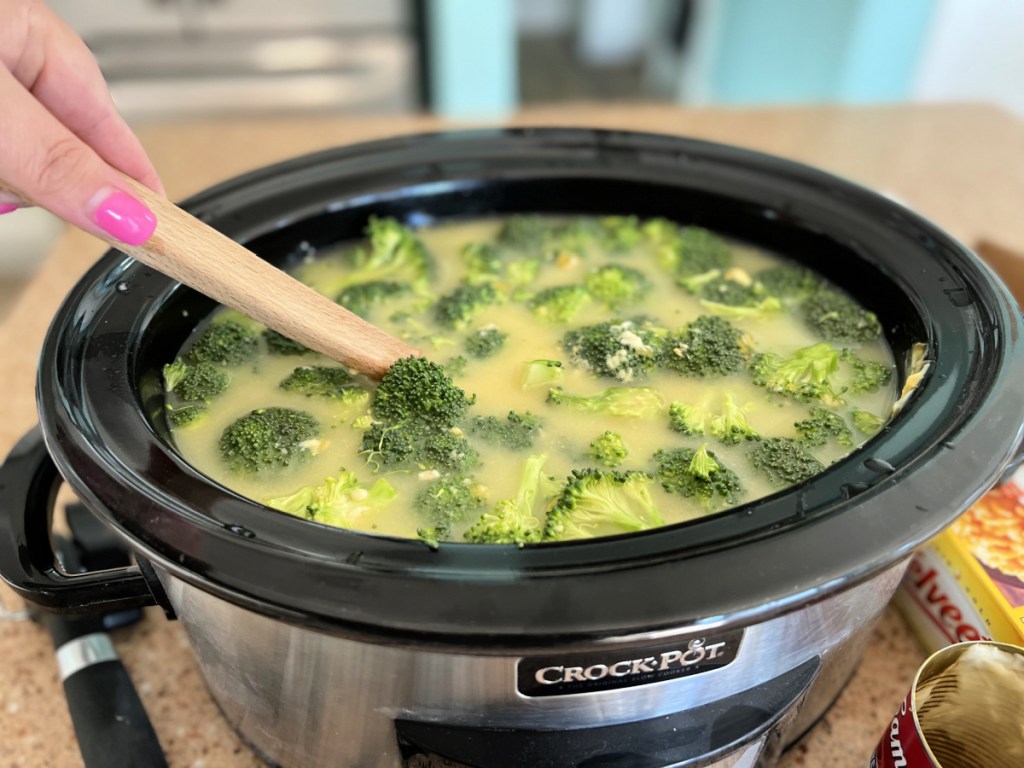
[0,209,64,278]
[913,0,1024,117]
[516,0,575,36]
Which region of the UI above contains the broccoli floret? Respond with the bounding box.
[298,217,433,298]
[351,413,375,431]
[562,319,662,381]
[362,423,477,479]
[588,431,629,468]
[470,411,542,451]
[667,395,757,444]
[652,444,744,510]
[676,269,723,295]
[351,216,434,286]
[415,474,486,547]
[546,386,664,419]
[360,421,478,473]
[422,430,481,473]
[802,288,882,342]
[756,265,820,298]
[542,468,664,541]
[359,421,418,469]
[843,351,893,394]
[493,215,606,257]
[599,216,644,252]
[521,359,565,389]
[463,454,552,545]
[794,407,853,448]
[510,217,641,259]
[668,401,710,436]
[262,329,311,356]
[852,409,885,435]
[551,219,605,257]
[444,355,469,376]
[464,326,508,359]
[750,342,844,405]
[362,358,478,473]
[279,365,362,400]
[529,285,592,324]
[163,359,229,402]
[645,221,731,276]
[265,470,397,528]
[678,227,732,274]
[709,394,760,445]
[504,259,543,293]
[388,314,456,351]
[584,264,652,309]
[162,359,191,391]
[641,217,685,249]
[700,296,783,319]
[336,280,411,319]
[371,356,475,428]
[747,437,824,486]
[165,403,207,428]
[641,217,681,244]
[187,320,259,366]
[496,216,555,252]
[677,268,769,307]
[461,238,545,293]
[317,478,397,528]
[661,315,745,377]
[494,216,605,258]
[655,226,732,277]
[693,275,754,307]
[267,477,344,520]
[460,242,503,284]
[278,366,354,399]
[434,283,503,330]
[461,237,544,290]
[219,407,321,473]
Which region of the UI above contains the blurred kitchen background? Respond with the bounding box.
[1,0,1021,320]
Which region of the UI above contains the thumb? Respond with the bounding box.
[0,68,156,246]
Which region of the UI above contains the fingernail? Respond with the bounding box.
[92,191,156,245]
[0,203,18,215]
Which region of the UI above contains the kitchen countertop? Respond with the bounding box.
[2,103,1023,767]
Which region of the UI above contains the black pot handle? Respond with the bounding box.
[61,655,169,768]
[0,427,156,613]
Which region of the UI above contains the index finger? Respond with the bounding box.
[18,3,164,195]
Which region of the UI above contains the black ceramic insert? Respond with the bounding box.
[31,129,1024,643]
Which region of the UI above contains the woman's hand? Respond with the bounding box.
[0,0,163,245]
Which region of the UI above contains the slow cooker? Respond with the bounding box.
[1,129,1022,768]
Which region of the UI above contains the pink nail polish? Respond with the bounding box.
[0,203,18,215]
[93,191,156,245]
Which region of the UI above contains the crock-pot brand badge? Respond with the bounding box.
[517,629,743,697]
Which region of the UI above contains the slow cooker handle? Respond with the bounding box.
[0,427,157,613]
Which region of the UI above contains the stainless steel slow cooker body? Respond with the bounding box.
[2,129,1022,768]
[159,554,905,767]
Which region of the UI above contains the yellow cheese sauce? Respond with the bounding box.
[168,218,897,541]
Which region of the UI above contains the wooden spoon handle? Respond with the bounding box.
[117,179,419,379]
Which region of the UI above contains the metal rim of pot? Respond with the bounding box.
[14,128,1024,645]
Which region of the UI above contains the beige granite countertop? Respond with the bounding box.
[3,103,1023,767]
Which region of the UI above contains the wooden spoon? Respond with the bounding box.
[17,177,420,380]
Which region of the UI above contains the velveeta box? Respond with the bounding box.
[894,465,1024,651]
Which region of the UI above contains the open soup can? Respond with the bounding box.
[869,641,1024,767]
